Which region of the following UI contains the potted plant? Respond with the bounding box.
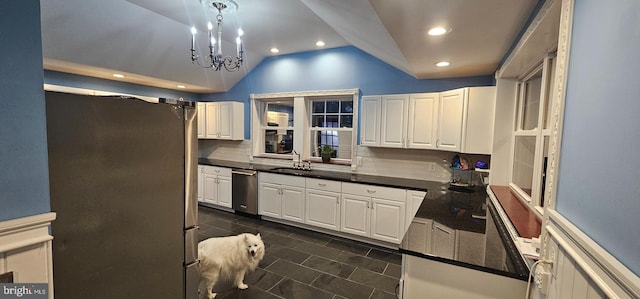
[321,145,333,163]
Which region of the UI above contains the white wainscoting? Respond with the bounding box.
[541,210,640,299]
[0,212,56,299]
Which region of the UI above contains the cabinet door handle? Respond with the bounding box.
[366,189,376,194]
[336,197,340,204]
[318,183,327,187]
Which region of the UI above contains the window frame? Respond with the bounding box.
[509,54,556,216]
[250,89,359,166]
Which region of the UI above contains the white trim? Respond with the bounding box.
[251,89,359,100]
[0,212,56,237]
[547,210,640,298]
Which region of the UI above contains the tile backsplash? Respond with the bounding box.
[198,140,489,182]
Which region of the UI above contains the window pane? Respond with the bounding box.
[310,130,352,159]
[326,101,340,113]
[539,136,550,207]
[311,115,324,127]
[312,101,325,113]
[264,129,294,154]
[266,101,293,127]
[522,69,542,130]
[340,115,353,128]
[512,136,536,197]
[341,100,353,113]
[326,115,339,128]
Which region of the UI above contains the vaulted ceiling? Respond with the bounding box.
[40,0,538,93]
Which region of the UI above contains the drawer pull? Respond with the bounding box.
[367,189,376,194]
[318,183,327,187]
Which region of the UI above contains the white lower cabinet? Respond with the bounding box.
[200,165,232,208]
[258,173,305,223]
[305,178,341,231]
[341,182,406,244]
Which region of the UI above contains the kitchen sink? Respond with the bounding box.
[269,167,311,176]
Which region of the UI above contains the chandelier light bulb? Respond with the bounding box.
[237,28,244,37]
[211,37,216,45]
[207,22,213,31]
[190,27,197,35]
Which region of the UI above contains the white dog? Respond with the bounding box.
[198,233,265,299]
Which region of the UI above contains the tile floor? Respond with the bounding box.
[198,205,402,299]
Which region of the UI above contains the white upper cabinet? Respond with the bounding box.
[198,101,244,140]
[437,88,466,152]
[380,94,409,148]
[461,86,496,155]
[408,93,439,149]
[360,96,381,146]
[360,87,495,154]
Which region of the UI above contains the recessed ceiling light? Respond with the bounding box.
[315,40,325,47]
[428,27,450,36]
[270,47,279,54]
[112,73,125,78]
[436,61,450,67]
[177,85,186,89]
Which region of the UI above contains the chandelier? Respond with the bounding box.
[190,0,244,72]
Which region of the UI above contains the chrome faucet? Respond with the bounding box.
[292,150,311,170]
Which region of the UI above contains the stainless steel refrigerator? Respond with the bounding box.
[45,91,198,299]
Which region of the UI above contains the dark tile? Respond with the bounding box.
[301,256,355,278]
[269,278,333,299]
[311,273,373,299]
[294,241,343,260]
[199,227,233,240]
[334,251,387,273]
[243,268,284,291]
[383,263,401,279]
[262,232,305,248]
[370,289,398,299]
[258,253,278,269]
[258,222,298,237]
[367,248,402,265]
[265,260,321,284]
[325,238,371,255]
[266,245,311,264]
[215,286,283,299]
[332,296,348,299]
[288,230,332,245]
[349,267,399,294]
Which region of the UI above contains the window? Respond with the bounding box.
[309,99,353,160]
[510,54,556,214]
[251,89,359,164]
[262,100,294,155]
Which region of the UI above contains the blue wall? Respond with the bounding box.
[44,70,201,101]
[555,0,640,275]
[201,46,495,139]
[0,1,51,221]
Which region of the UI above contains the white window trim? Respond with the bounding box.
[250,89,359,166]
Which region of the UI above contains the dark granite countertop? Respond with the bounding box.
[400,184,529,280]
[198,158,528,280]
[198,158,430,191]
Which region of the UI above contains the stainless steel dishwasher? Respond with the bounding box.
[232,169,258,215]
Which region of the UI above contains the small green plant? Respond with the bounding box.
[321,145,333,163]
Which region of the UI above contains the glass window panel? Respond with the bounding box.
[264,129,294,154]
[266,101,294,127]
[326,115,339,128]
[522,69,542,130]
[311,115,324,127]
[310,130,352,159]
[340,115,353,128]
[539,136,550,207]
[312,101,325,113]
[326,101,340,113]
[512,136,536,197]
[341,100,354,113]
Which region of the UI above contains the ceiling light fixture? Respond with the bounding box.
[190,0,244,72]
[436,61,450,67]
[428,27,450,36]
[112,73,125,78]
[270,48,279,54]
[315,41,325,47]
